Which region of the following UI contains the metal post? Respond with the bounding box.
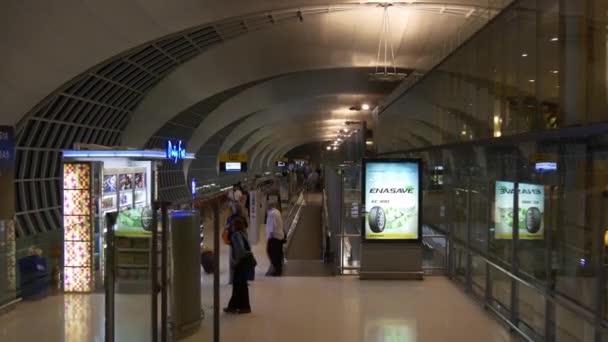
[593,191,607,341]
[465,176,473,292]
[160,204,169,342]
[485,181,493,305]
[510,181,520,327]
[545,185,556,342]
[150,203,158,342]
[104,213,117,342]
[213,203,220,342]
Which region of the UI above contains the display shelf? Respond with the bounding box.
[117,264,149,269]
[117,248,149,253]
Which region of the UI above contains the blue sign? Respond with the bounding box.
[191,178,196,197]
[535,162,557,173]
[166,140,187,163]
[0,126,15,219]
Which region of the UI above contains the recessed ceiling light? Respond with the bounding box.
[550,37,558,42]
[326,146,331,151]
[551,70,559,74]
[521,53,528,57]
[529,79,535,83]
[361,103,370,110]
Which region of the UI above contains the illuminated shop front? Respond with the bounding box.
[61,143,194,292]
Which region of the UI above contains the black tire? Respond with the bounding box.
[525,207,542,233]
[368,206,386,233]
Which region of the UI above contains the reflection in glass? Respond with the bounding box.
[365,319,417,342]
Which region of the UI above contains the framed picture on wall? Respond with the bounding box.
[119,174,133,190]
[103,175,116,193]
[134,173,145,189]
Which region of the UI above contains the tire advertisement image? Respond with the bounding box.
[364,160,420,241]
[494,181,545,240]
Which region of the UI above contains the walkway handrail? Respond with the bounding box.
[283,191,305,252]
[321,189,332,262]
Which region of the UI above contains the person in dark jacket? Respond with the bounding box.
[224,212,254,314]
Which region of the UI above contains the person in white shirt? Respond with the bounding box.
[265,202,285,276]
[230,184,243,203]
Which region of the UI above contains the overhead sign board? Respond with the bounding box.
[494,181,545,240]
[362,159,421,242]
[219,153,248,162]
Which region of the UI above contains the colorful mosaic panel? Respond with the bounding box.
[63,190,91,216]
[64,216,91,241]
[63,163,90,189]
[63,162,93,293]
[64,241,91,267]
[63,267,92,293]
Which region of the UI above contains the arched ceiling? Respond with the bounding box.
[171,68,394,156]
[1,1,497,127]
[4,0,508,236]
[122,5,483,147]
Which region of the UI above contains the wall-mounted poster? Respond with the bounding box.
[119,174,133,190]
[362,159,421,242]
[102,196,116,211]
[119,191,133,208]
[134,173,145,189]
[103,175,116,193]
[494,181,545,240]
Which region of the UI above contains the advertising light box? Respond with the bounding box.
[362,159,421,242]
[494,181,545,240]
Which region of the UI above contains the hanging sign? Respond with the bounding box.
[219,153,248,162]
[166,140,186,163]
[0,126,15,219]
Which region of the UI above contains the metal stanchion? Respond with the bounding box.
[150,203,159,342]
[104,212,118,342]
[213,203,220,342]
[160,204,169,342]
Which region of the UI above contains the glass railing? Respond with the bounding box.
[378,123,608,341]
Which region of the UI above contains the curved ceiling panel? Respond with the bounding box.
[184,68,394,154]
[226,92,383,151]
[122,6,477,146]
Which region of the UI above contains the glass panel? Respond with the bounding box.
[452,244,466,284]
[555,304,594,342]
[517,283,544,337]
[422,226,446,275]
[471,255,486,292]
[554,144,595,310]
[490,266,511,311]
[341,164,361,274]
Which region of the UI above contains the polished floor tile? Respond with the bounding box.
[0,239,518,342]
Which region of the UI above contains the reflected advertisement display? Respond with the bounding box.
[363,159,421,241]
[494,181,545,240]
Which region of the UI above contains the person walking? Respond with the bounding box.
[225,202,248,284]
[265,202,285,276]
[224,212,256,314]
